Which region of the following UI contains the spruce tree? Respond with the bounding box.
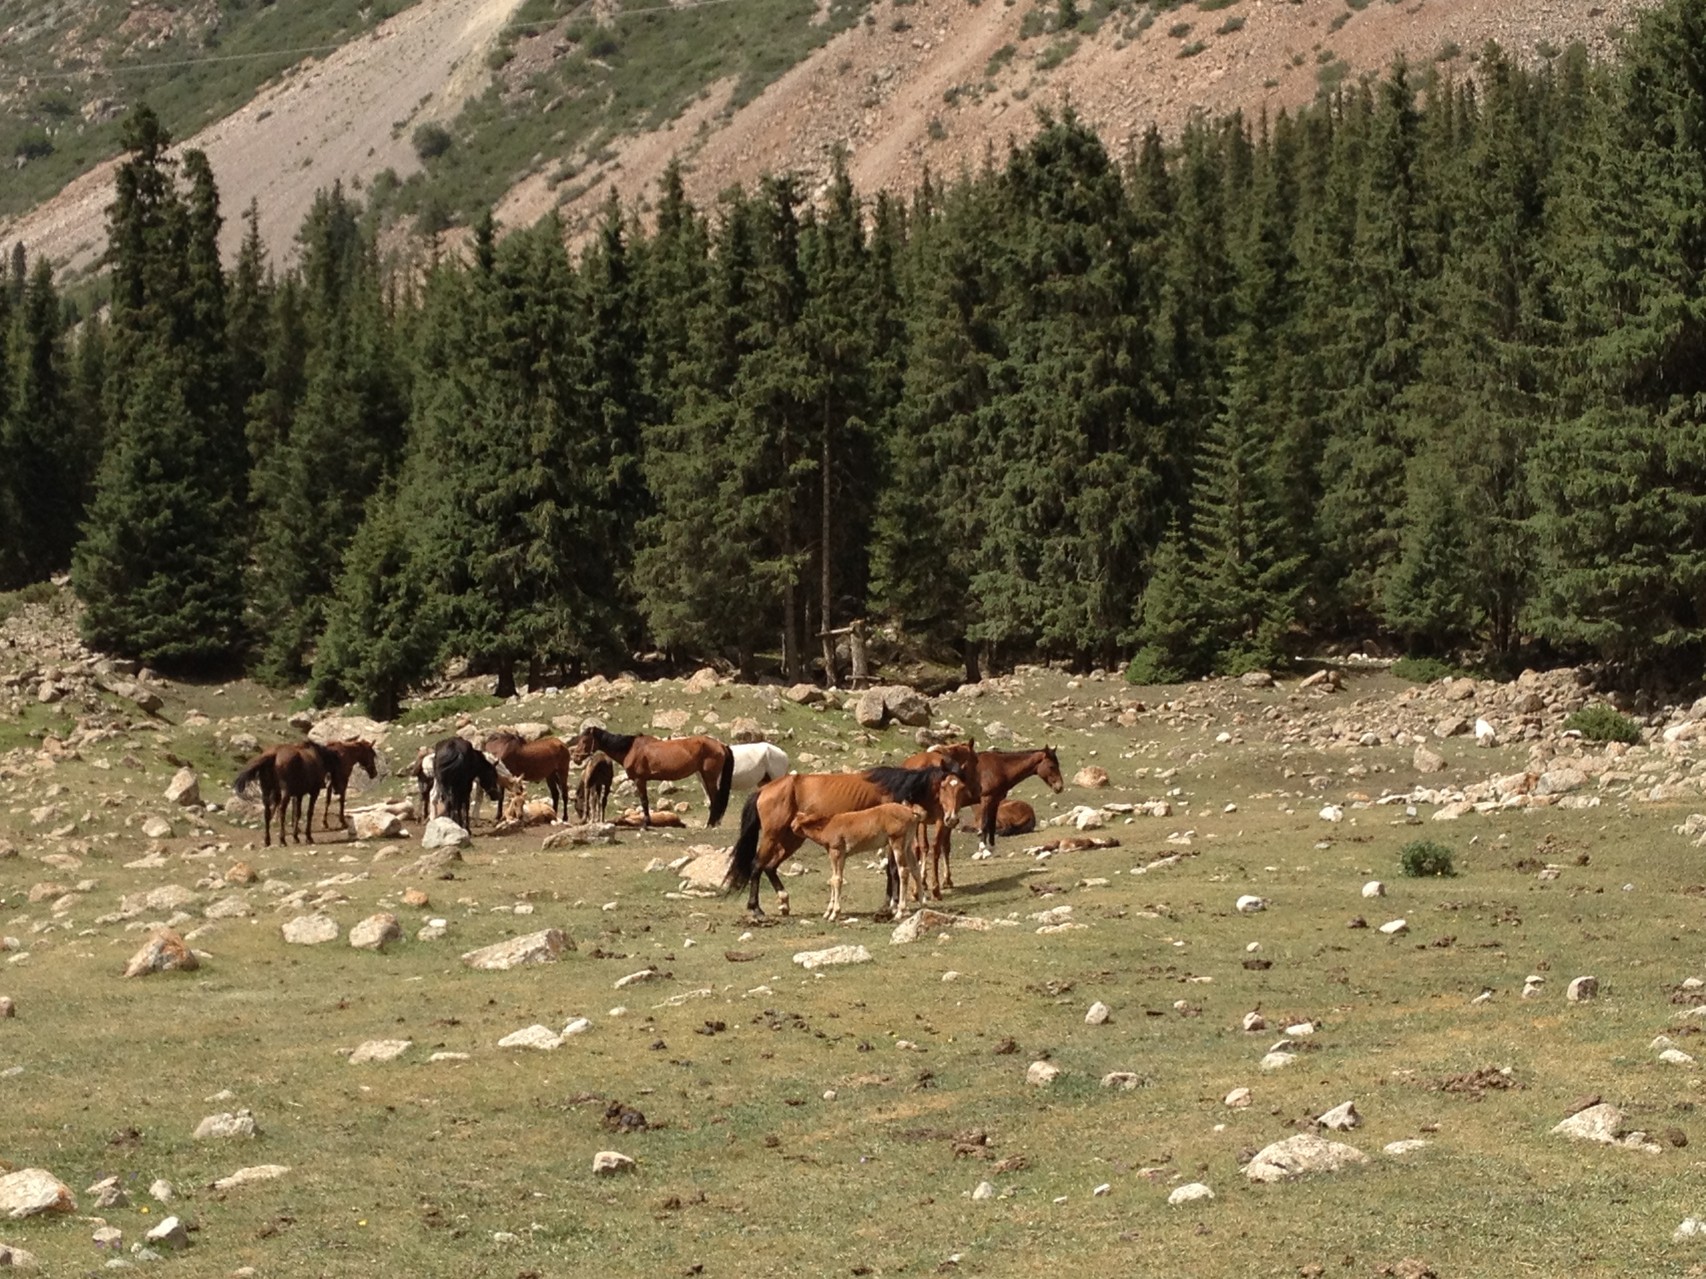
[0,260,76,586]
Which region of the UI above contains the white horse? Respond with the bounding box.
[730,741,790,791]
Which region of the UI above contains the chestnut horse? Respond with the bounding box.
[726,766,968,917]
[971,747,1065,859]
[901,739,982,897]
[792,802,926,921]
[576,753,614,823]
[319,738,378,830]
[484,731,575,821]
[233,740,339,846]
[574,727,734,828]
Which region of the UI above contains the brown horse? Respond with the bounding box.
[792,802,926,921]
[726,766,967,917]
[901,739,982,897]
[319,738,378,829]
[485,731,575,821]
[972,747,1065,860]
[574,727,734,828]
[576,753,614,823]
[994,798,1036,835]
[233,740,338,846]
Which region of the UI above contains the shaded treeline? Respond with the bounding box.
[5,1,1706,714]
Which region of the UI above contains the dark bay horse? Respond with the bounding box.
[484,731,575,821]
[431,737,520,831]
[576,753,614,823]
[972,747,1065,859]
[319,738,378,830]
[574,727,733,828]
[234,740,339,846]
[901,739,982,897]
[726,766,968,917]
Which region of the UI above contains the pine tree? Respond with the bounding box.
[1127,524,1209,683]
[0,260,76,586]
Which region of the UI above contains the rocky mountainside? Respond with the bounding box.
[0,0,1661,271]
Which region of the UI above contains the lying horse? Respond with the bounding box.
[901,739,982,897]
[576,753,614,823]
[971,747,1065,859]
[730,741,790,791]
[995,798,1036,835]
[234,740,341,846]
[792,802,926,921]
[726,766,968,917]
[431,736,521,831]
[574,727,734,827]
[319,738,378,830]
[484,731,575,821]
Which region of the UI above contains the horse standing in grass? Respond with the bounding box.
[573,727,734,828]
[484,731,576,821]
[318,739,378,830]
[901,739,982,897]
[791,802,926,921]
[971,747,1065,859]
[730,741,790,791]
[576,753,614,823]
[431,737,521,831]
[233,740,339,846]
[725,766,968,918]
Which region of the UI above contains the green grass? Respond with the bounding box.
[5,668,1706,1275]
[395,692,505,726]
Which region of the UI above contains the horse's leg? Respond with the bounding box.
[974,797,997,859]
[938,821,954,890]
[825,842,843,921]
[766,866,790,917]
[305,788,318,844]
[262,790,274,847]
[636,777,651,827]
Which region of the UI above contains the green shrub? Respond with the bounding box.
[1563,703,1642,745]
[1167,19,1192,35]
[412,122,452,162]
[1125,646,1189,686]
[1391,656,1470,684]
[1400,840,1456,878]
[1217,13,1245,31]
[397,692,505,727]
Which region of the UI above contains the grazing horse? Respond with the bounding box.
[574,727,734,828]
[233,740,339,846]
[318,738,378,830]
[410,745,435,821]
[972,747,1065,859]
[576,753,614,823]
[901,739,982,897]
[484,731,576,821]
[726,766,968,917]
[431,737,521,831]
[792,802,926,921]
[730,741,791,791]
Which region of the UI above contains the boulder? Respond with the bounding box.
[349,913,402,951]
[1235,895,1267,914]
[193,1109,258,1140]
[0,1243,39,1268]
[793,944,872,970]
[783,683,826,707]
[421,817,470,850]
[1316,1101,1361,1131]
[461,928,573,971]
[0,1169,76,1219]
[141,815,173,840]
[350,810,404,840]
[593,1150,636,1176]
[1566,975,1599,1002]
[349,1039,411,1064]
[164,767,200,807]
[853,688,890,728]
[1239,670,1275,689]
[212,1165,290,1191]
[1224,1087,1253,1107]
[500,1025,562,1051]
[1073,766,1110,789]
[1536,768,1588,797]
[1101,1072,1144,1090]
[1413,745,1447,774]
[1085,1001,1111,1025]
[1245,1133,1369,1182]
[1552,1102,1661,1152]
[651,708,690,733]
[282,913,340,945]
[727,717,766,744]
[1026,1060,1061,1086]
[1168,1183,1215,1204]
[144,1215,188,1250]
[1433,716,1470,739]
[542,823,617,849]
[123,929,199,978]
[678,846,733,891]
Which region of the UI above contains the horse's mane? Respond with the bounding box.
[591,727,638,758]
[865,765,948,807]
[304,740,340,769]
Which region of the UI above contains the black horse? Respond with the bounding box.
[431,737,508,831]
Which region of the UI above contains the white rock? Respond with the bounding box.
[1241,1011,1266,1033]
[1244,1132,1369,1182]
[461,928,573,970]
[140,815,173,839]
[1378,918,1409,936]
[164,768,200,807]
[971,1181,995,1201]
[212,1165,290,1190]
[1168,1182,1215,1204]
[348,913,401,951]
[1552,1103,1660,1152]
[1316,1101,1360,1131]
[0,1169,76,1218]
[1101,1071,1143,1090]
[614,969,657,989]
[792,944,871,970]
[193,1109,258,1140]
[1566,975,1599,1002]
[1475,718,1498,746]
[498,1025,562,1051]
[148,1179,175,1203]
[1259,1051,1296,1071]
[1283,1021,1316,1037]
[1235,895,1266,914]
[0,1242,39,1267]
[562,1017,592,1037]
[351,811,403,840]
[144,1215,188,1249]
[1085,1001,1111,1025]
[1676,1218,1706,1242]
[1026,1060,1061,1086]
[592,1150,636,1176]
[1361,880,1385,898]
[1318,805,1344,823]
[1661,1047,1696,1066]
[349,1039,411,1064]
[1383,1139,1431,1156]
[421,816,471,850]
[281,913,340,945]
[1224,1087,1252,1107]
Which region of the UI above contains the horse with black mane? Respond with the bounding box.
[431,736,521,831]
[970,747,1065,860]
[233,740,342,846]
[318,738,378,830]
[725,764,969,918]
[574,727,734,828]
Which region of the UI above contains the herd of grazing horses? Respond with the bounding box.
[232,708,1062,920]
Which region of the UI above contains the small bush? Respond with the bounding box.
[1563,703,1642,745]
[1400,840,1456,878]
[1435,38,1461,61]
[1019,6,1049,35]
[1328,11,1349,30]
[927,115,948,140]
[1167,19,1192,35]
[1217,13,1244,31]
[397,692,505,727]
[412,122,452,161]
[1037,35,1079,67]
[1392,656,1470,684]
[986,42,1018,73]
[1125,646,1188,686]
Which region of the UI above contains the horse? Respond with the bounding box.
[725,766,968,917]
[576,752,614,823]
[901,739,982,897]
[730,741,791,791]
[791,802,926,921]
[431,737,521,832]
[410,745,435,821]
[574,727,734,828]
[318,738,378,830]
[484,731,575,821]
[233,740,339,846]
[971,747,1065,859]
[995,798,1036,835]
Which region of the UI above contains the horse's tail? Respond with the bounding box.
[725,789,763,892]
[708,743,735,826]
[233,753,273,797]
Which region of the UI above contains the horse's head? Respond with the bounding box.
[570,728,597,764]
[348,739,378,777]
[1038,746,1065,793]
[936,773,970,826]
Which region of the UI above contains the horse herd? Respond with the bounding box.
[233,720,1063,920]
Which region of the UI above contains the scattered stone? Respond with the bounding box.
[1101,1071,1143,1090]
[421,817,471,850]
[1168,1182,1215,1204]
[1383,1139,1430,1156]
[971,1180,996,1201]
[1224,1087,1252,1107]
[194,1109,258,1140]
[348,913,401,952]
[1085,1001,1111,1025]
[1241,1011,1266,1033]
[1244,1133,1369,1182]
[0,1242,38,1268]
[144,1215,188,1250]
[212,1165,290,1191]
[1317,1101,1361,1131]
[401,888,430,908]
[87,1177,128,1209]
[1567,975,1599,1002]
[1413,745,1447,774]
[225,861,258,885]
[149,1179,175,1203]
[461,928,573,971]
[1235,895,1266,913]
[890,908,972,944]
[614,969,658,989]
[1026,1060,1061,1086]
[164,767,200,807]
[1551,1103,1661,1152]
[123,929,199,978]
[140,815,174,840]
[1522,975,1545,1000]
[92,1224,123,1249]
[592,1151,636,1176]
[282,913,340,945]
[1073,766,1110,789]
[792,944,871,970]
[349,1039,411,1064]
[1239,670,1275,688]
[1434,716,1469,739]
[1319,804,1344,823]
[1362,881,1385,898]
[351,811,404,840]
[499,1025,563,1051]
[542,823,618,849]
[1260,1051,1297,1071]
[1378,918,1409,936]
[1661,1047,1697,1066]
[1675,1218,1706,1242]
[0,1169,76,1218]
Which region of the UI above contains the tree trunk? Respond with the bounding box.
[494,655,517,699]
[961,638,981,684]
[820,396,838,687]
[526,656,543,692]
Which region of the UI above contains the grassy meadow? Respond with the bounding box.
[4,668,1706,1276]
